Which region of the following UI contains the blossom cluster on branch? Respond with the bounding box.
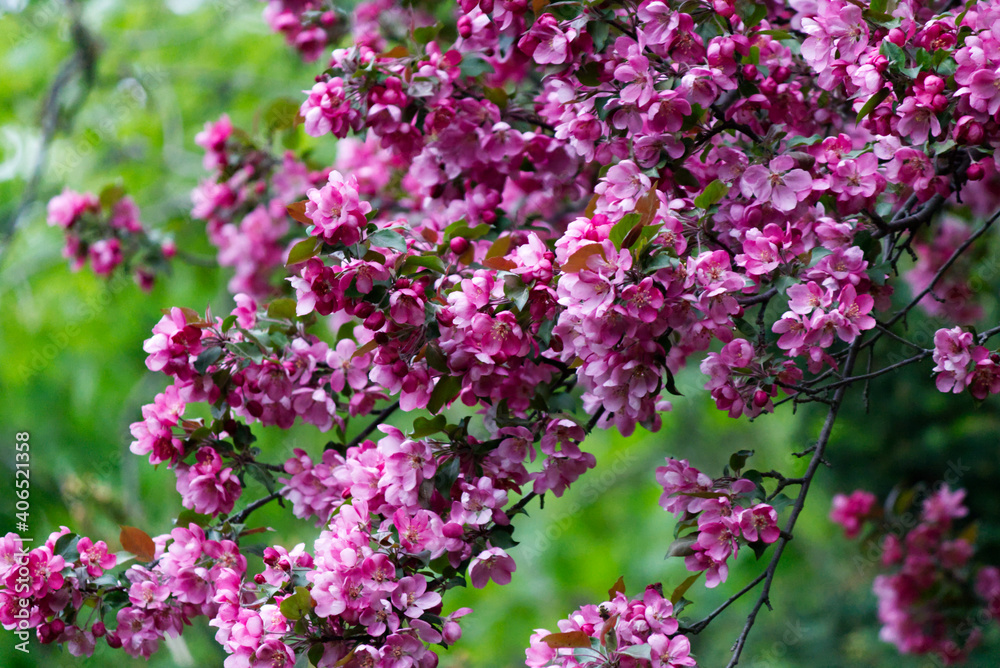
[832,486,1000,665]
[21,0,1000,665]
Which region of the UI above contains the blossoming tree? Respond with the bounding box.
[6,0,1000,666]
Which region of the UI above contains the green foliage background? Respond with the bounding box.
[1,2,999,667]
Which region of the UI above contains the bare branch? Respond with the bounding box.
[725,340,861,667]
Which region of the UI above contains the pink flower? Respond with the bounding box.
[832,284,876,342]
[739,504,780,544]
[304,170,372,246]
[468,546,516,588]
[740,156,813,211]
[649,633,696,667]
[518,14,573,65]
[922,486,968,524]
[47,189,99,228]
[830,490,877,538]
[77,537,117,577]
[932,327,975,393]
[390,576,441,618]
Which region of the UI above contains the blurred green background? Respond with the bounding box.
[2,1,999,667]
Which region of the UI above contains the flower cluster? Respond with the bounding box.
[657,458,780,588]
[33,0,1000,664]
[833,486,1000,664]
[526,584,695,668]
[932,327,1000,399]
[0,525,246,660]
[46,187,169,289]
[192,115,329,298]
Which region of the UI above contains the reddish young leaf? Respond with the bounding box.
[560,244,605,273]
[608,575,626,598]
[286,200,311,225]
[542,631,592,648]
[119,525,156,562]
[483,256,517,271]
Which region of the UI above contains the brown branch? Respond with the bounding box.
[725,340,861,667]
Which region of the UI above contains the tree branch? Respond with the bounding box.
[725,340,861,667]
[230,490,283,524]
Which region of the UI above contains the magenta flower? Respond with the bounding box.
[77,537,117,577]
[390,575,441,618]
[739,504,780,544]
[740,156,813,211]
[649,633,697,667]
[833,284,876,342]
[830,490,876,538]
[468,546,516,588]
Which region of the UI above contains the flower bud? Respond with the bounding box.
[923,75,945,95]
[888,28,906,46]
[967,163,985,181]
[753,390,770,407]
[106,633,123,649]
[364,311,386,330]
[450,237,470,255]
[458,15,474,39]
[92,622,106,638]
[741,64,759,81]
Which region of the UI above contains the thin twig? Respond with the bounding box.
[680,572,767,634]
[346,400,401,450]
[230,490,282,524]
[725,341,861,668]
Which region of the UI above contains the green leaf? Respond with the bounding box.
[98,184,126,209]
[221,314,238,333]
[665,534,698,558]
[279,586,315,621]
[413,23,440,45]
[262,97,301,133]
[194,347,224,375]
[230,341,264,364]
[672,166,700,188]
[368,228,408,253]
[664,368,683,396]
[54,533,80,561]
[504,274,531,310]
[286,237,322,266]
[670,572,702,603]
[755,29,794,40]
[576,60,603,87]
[460,54,495,78]
[694,179,730,209]
[402,254,447,274]
[620,644,652,661]
[609,213,641,250]
[245,463,276,494]
[434,455,461,495]
[267,298,297,320]
[175,509,211,528]
[736,0,768,28]
[427,375,463,414]
[880,41,907,69]
[729,449,755,472]
[489,524,518,549]
[410,414,447,439]
[590,20,610,52]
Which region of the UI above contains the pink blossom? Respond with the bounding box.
[740,156,813,211]
[468,547,516,588]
